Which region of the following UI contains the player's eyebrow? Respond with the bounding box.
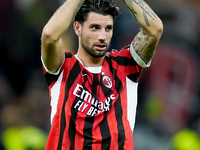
[89,24,113,29]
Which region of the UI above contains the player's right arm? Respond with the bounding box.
[41,0,84,73]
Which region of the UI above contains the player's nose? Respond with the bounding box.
[98,29,107,41]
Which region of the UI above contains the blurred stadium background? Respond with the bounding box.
[0,0,200,149]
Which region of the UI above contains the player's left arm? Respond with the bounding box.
[122,0,163,64]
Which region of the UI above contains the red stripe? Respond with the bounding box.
[107,106,119,149]
[74,113,86,150]
[92,114,103,150]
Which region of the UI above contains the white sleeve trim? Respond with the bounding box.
[50,70,64,124]
[41,56,64,75]
[130,43,151,68]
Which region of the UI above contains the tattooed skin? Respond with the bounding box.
[123,0,158,26]
[133,0,158,21]
[122,0,137,18]
[143,11,150,27]
[133,29,156,63]
[143,42,156,62]
[133,31,148,55]
[122,0,161,63]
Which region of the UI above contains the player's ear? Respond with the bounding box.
[74,21,81,36]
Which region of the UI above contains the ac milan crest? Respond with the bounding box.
[102,75,113,88]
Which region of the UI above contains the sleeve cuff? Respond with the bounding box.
[130,43,151,68]
[41,56,63,75]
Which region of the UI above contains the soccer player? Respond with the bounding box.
[41,0,163,149]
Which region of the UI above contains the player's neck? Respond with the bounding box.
[76,50,104,67]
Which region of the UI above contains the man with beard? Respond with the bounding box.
[41,0,163,149]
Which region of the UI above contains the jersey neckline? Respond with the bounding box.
[74,54,102,74]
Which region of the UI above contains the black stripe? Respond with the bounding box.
[83,74,98,150]
[99,112,111,150]
[82,69,88,85]
[83,116,94,150]
[105,57,123,93]
[111,55,137,66]
[45,72,61,86]
[91,74,99,94]
[57,61,81,150]
[69,97,79,150]
[108,48,138,67]
[65,51,73,58]
[114,72,125,150]
[127,69,143,82]
[114,97,125,150]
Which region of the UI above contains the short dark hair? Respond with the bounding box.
[75,0,120,24]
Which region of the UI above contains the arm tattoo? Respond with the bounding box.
[133,0,158,21]
[123,0,158,26]
[143,10,150,27]
[123,0,137,18]
[144,45,156,61]
[124,0,158,26]
[133,31,149,55]
[133,30,156,63]
[123,0,160,62]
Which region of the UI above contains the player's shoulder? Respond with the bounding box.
[106,45,131,57]
[64,50,73,58]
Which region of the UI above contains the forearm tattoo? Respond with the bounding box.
[143,11,150,27]
[123,0,158,26]
[133,31,148,54]
[133,30,156,63]
[134,0,158,19]
[123,0,160,62]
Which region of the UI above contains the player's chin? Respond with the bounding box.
[93,50,107,58]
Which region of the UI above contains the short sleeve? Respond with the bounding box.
[41,56,64,75]
[130,43,151,68]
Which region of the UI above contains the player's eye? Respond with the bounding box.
[91,26,99,30]
[106,26,113,31]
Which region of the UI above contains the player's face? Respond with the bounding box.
[80,12,114,58]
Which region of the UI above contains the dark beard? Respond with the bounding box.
[81,36,108,58]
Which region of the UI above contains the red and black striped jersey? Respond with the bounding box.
[42,45,146,150]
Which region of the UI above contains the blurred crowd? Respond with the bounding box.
[0,0,200,149]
